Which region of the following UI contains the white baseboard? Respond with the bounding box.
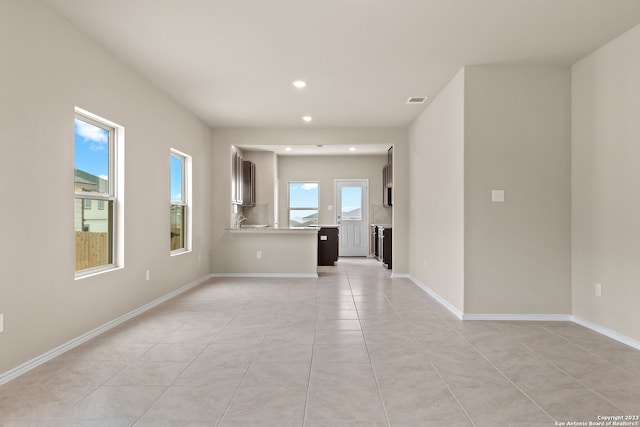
[408,275,464,320]
[572,316,640,351]
[405,276,640,351]
[210,273,318,278]
[0,274,210,386]
[462,314,572,321]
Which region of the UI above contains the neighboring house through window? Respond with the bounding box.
[74,108,123,276]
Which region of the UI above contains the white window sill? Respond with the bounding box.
[75,265,123,280]
[170,249,191,257]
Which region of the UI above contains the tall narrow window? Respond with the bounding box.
[288,182,319,227]
[74,109,122,275]
[170,149,191,253]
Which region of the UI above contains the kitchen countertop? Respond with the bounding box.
[227,224,341,233]
[227,226,319,234]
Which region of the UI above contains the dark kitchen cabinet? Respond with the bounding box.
[242,160,256,206]
[317,227,339,266]
[232,150,256,206]
[383,146,393,207]
[370,225,378,257]
[378,226,392,269]
[232,151,240,204]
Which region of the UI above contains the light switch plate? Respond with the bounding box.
[0,313,4,333]
[328,205,333,211]
[492,190,505,202]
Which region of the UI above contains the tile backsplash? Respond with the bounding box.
[243,203,272,226]
[370,204,392,225]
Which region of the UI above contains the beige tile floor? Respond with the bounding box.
[1,258,639,426]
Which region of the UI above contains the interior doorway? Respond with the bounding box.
[335,179,369,256]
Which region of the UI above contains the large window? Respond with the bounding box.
[288,182,319,227]
[74,108,122,275]
[170,149,191,253]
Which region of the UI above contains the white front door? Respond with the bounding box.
[335,180,368,256]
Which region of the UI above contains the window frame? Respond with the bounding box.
[74,107,124,279]
[170,148,192,255]
[288,181,320,228]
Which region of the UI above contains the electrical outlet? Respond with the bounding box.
[256,251,262,259]
[595,283,602,297]
[146,270,150,281]
[0,313,4,333]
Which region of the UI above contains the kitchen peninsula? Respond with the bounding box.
[220,226,319,277]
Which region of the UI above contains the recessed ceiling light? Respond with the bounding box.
[302,116,312,122]
[285,147,292,151]
[349,147,357,152]
[292,80,307,89]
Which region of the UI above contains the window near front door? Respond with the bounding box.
[288,182,319,227]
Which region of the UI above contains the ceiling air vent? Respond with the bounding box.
[406,97,428,104]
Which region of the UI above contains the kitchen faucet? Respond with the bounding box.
[236,214,247,228]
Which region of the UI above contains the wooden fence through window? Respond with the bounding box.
[75,231,109,271]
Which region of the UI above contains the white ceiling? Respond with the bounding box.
[42,0,640,130]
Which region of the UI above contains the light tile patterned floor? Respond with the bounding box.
[1,258,639,426]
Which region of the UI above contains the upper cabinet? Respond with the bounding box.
[242,159,256,206]
[232,150,256,206]
[383,146,393,207]
[232,151,240,204]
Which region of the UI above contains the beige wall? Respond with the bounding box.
[0,0,212,375]
[210,128,409,274]
[408,66,572,316]
[464,66,572,314]
[408,69,466,312]
[277,155,390,227]
[572,24,640,342]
